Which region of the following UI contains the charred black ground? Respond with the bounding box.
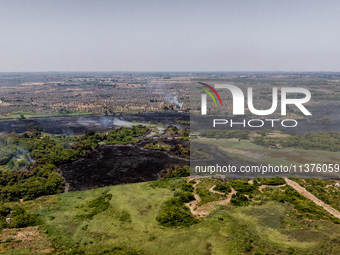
[0,111,189,135]
[59,140,189,192]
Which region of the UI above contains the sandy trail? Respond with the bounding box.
[285,178,340,219]
[248,179,285,192]
[258,184,286,192]
[209,185,225,195]
[185,179,236,217]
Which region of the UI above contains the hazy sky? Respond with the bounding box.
[1,0,340,72]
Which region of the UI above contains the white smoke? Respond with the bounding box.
[166,95,182,108]
[146,80,182,108]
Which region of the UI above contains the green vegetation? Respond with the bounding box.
[0,206,37,229]
[230,192,249,206]
[105,125,148,144]
[229,180,257,194]
[253,132,340,152]
[171,144,190,158]
[267,185,340,224]
[0,125,149,203]
[167,126,190,140]
[144,141,172,151]
[0,164,63,202]
[152,172,197,228]
[213,181,231,193]
[253,176,286,186]
[200,130,249,140]
[0,111,93,119]
[175,120,190,125]
[160,165,190,179]
[76,192,113,220]
[290,178,340,211]
[196,179,222,205]
[156,195,197,227]
[2,176,340,254]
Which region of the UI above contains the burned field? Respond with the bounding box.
[60,140,189,191]
[0,111,189,135]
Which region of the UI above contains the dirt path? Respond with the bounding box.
[248,179,286,192]
[185,178,201,216]
[285,178,340,219]
[258,184,286,192]
[192,188,237,217]
[209,185,225,195]
[185,179,236,218]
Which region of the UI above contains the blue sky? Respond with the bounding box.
[1,0,340,72]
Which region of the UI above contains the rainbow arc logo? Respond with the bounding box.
[197,82,222,106]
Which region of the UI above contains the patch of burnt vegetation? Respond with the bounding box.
[60,146,188,192]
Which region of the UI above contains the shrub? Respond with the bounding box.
[230,192,249,206]
[213,181,231,193]
[156,202,197,227]
[229,180,257,194]
[254,177,286,186]
[161,165,190,178]
[181,182,194,192]
[7,207,37,228]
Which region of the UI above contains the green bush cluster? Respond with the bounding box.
[171,144,190,159]
[0,206,37,229]
[156,194,197,227]
[162,165,190,179]
[106,125,148,144]
[229,180,257,194]
[167,126,190,140]
[181,182,194,192]
[0,164,63,202]
[230,192,249,206]
[155,176,197,227]
[253,177,286,186]
[200,130,249,140]
[213,181,231,193]
[144,141,172,151]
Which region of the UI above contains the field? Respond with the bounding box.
[0,111,93,120]
[2,177,340,255]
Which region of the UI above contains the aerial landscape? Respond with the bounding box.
[1,0,340,254]
[1,72,340,255]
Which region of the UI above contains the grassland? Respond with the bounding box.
[0,111,93,120]
[2,178,340,254]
